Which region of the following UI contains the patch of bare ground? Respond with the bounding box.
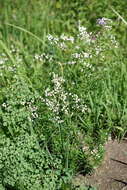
[74,139,127,190]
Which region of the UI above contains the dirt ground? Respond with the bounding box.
[74,139,127,190]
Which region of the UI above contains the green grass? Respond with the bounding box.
[0,0,127,189]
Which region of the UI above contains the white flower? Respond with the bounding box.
[78,22,91,43]
[60,34,74,43]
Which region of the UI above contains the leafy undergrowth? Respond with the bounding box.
[0,1,127,190]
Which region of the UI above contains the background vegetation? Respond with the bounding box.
[0,0,127,189]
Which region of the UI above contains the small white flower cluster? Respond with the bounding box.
[23,99,38,120]
[85,62,93,69]
[34,53,53,62]
[110,35,118,48]
[8,66,17,72]
[47,34,59,45]
[78,22,92,44]
[2,98,38,123]
[46,25,95,68]
[59,34,74,50]
[43,73,69,124]
[90,144,104,160]
[44,20,119,72]
[72,51,91,59]
[10,45,19,54]
[82,104,89,113]
[47,33,74,50]
[60,34,74,43]
[65,61,76,65]
[70,50,93,69]
[95,46,102,55]
[0,53,17,75]
[63,50,93,67]
[2,102,8,108]
[64,51,93,67]
[80,63,94,72]
[57,42,67,50]
[42,73,89,124]
[71,94,89,113]
[0,53,8,68]
[82,143,103,161]
[20,98,39,121]
[47,34,74,44]
[34,54,43,61]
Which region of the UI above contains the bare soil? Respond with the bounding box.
[74,139,127,190]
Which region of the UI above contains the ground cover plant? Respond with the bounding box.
[0,0,127,189]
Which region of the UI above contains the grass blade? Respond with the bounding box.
[5,23,44,44]
[111,7,127,25]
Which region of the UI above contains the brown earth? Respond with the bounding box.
[74,139,127,190]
